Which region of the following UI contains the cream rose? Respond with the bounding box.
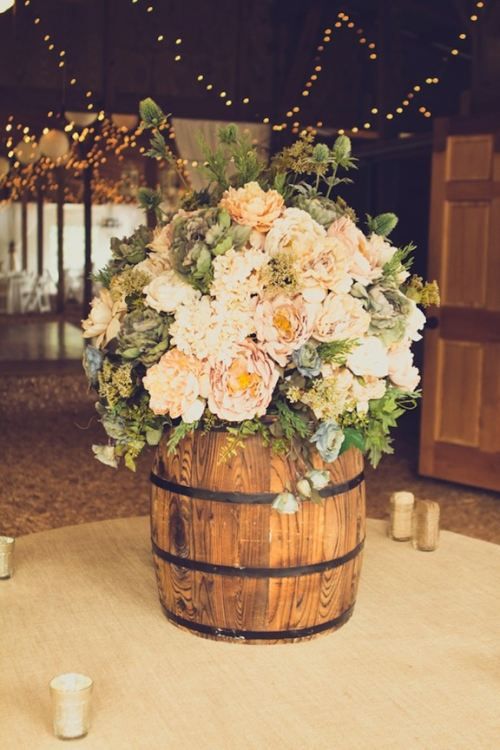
[313,293,370,343]
[255,294,316,366]
[265,207,325,260]
[300,236,352,303]
[388,343,420,392]
[404,300,426,342]
[143,348,207,422]
[148,222,174,255]
[351,376,387,413]
[82,288,127,348]
[220,182,284,233]
[347,336,389,378]
[207,340,279,421]
[327,217,398,286]
[143,270,199,313]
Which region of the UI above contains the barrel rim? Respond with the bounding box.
[152,538,365,578]
[161,604,355,641]
[150,470,364,504]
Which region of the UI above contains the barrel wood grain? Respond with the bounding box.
[151,430,366,644]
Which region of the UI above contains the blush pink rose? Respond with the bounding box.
[220,182,284,233]
[207,339,279,421]
[143,348,207,422]
[254,294,316,366]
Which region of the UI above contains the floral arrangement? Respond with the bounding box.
[82,99,439,513]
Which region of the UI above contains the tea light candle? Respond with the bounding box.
[412,499,440,551]
[49,673,93,739]
[0,536,15,579]
[389,491,414,541]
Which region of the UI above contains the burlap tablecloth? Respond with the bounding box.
[1,517,499,749]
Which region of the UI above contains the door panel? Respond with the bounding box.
[419,118,500,491]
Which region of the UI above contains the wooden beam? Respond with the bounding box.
[56,168,65,314]
[36,186,44,276]
[21,195,28,271]
[83,165,93,315]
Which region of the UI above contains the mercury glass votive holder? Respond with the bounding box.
[0,536,15,579]
[49,673,93,740]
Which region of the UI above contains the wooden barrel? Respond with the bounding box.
[150,430,365,644]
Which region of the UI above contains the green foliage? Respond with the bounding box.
[137,187,163,219]
[339,427,365,455]
[91,265,113,288]
[363,387,420,467]
[275,399,311,442]
[110,225,152,267]
[145,130,175,163]
[317,339,358,365]
[96,395,168,471]
[170,207,250,292]
[167,420,200,454]
[139,98,168,129]
[382,242,416,281]
[97,360,136,407]
[219,419,271,463]
[198,124,264,191]
[405,275,440,307]
[116,308,170,366]
[367,212,399,237]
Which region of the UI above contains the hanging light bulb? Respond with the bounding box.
[39,129,70,160]
[65,111,98,127]
[0,1,14,14]
[15,139,41,165]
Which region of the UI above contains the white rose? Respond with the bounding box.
[404,300,426,342]
[351,376,387,413]
[143,270,199,313]
[347,336,389,378]
[388,344,420,391]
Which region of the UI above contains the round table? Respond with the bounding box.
[1,517,499,749]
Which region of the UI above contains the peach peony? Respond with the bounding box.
[220,182,284,233]
[254,294,316,366]
[143,348,207,422]
[207,340,279,421]
[313,293,370,343]
[82,288,127,348]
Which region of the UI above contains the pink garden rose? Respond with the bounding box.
[143,348,207,422]
[220,182,284,233]
[254,294,316,366]
[207,340,279,421]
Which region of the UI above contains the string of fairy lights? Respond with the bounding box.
[0,0,490,203]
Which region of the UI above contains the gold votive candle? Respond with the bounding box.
[412,500,440,551]
[389,491,415,541]
[49,673,93,739]
[0,536,15,579]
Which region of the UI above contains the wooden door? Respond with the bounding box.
[419,117,500,492]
